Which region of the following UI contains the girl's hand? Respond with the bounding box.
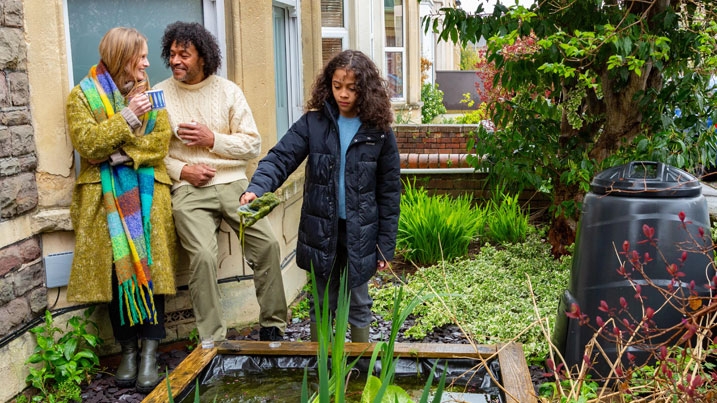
[377,260,387,270]
[240,192,257,205]
[127,93,152,117]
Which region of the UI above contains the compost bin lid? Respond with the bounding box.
[590,161,702,198]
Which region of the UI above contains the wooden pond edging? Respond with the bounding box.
[142,340,537,403]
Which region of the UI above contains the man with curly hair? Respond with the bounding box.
[155,21,287,342]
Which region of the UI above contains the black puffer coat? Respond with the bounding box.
[246,102,401,287]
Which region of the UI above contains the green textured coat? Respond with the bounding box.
[66,85,177,303]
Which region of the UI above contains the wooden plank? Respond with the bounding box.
[142,345,217,403]
[215,340,497,359]
[497,343,537,403]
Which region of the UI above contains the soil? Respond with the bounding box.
[58,244,551,402]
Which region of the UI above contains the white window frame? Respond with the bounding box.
[385,1,406,101]
[321,0,349,51]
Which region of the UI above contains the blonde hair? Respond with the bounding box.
[98,27,149,96]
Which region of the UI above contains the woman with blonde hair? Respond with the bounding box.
[66,27,176,393]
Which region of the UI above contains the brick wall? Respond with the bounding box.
[393,124,551,213]
[0,0,46,339]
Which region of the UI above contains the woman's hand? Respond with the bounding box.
[127,93,152,117]
[240,192,257,205]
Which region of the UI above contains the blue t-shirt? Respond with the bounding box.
[337,115,362,219]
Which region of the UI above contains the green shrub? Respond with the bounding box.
[25,307,103,403]
[455,93,489,124]
[420,83,447,124]
[478,187,530,244]
[373,229,571,361]
[397,180,482,266]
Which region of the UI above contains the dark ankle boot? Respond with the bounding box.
[136,339,160,393]
[350,325,370,343]
[115,339,138,387]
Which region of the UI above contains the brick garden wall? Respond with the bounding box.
[0,0,46,339]
[393,124,551,213]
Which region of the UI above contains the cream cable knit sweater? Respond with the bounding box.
[155,75,261,190]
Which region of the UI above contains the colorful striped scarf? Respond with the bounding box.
[79,61,159,326]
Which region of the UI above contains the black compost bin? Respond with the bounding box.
[552,161,713,378]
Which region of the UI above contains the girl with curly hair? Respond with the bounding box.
[241,50,401,343]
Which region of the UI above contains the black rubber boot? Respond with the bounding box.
[115,339,138,387]
[259,326,283,341]
[136,339,160,393]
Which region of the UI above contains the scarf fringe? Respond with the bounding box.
[118,275,158,326]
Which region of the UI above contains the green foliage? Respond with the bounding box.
[25,308,103,403]
[186,328,200,352]
[477,186,530,244]
[237,192,280,228]
[425,2,717,247]
[373,229,571,360]
[396,179,482,265]
[166,371,213,403]
[538,375,599,402]
[303,269,444,403]
[290,279,312,321]
[459,47,479,70]
[420,83,447,124]
[454,93,489,124]
[394,105,418,124]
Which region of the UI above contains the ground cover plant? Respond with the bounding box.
[385,180,569,362]
[374,227,571,362]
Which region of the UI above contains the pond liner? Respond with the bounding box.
[174,354,504,402]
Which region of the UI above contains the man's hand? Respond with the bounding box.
[180,163,216,187]
[177,121,215,148]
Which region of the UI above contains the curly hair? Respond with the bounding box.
[306,50,393,132]
[160,21,221,78]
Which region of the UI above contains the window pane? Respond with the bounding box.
[67,0,203,86]
[321,0,343,28]
[322,38,343,67]
[386,51,403,99]
[384,0,403,48]
[273,6,289,139]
